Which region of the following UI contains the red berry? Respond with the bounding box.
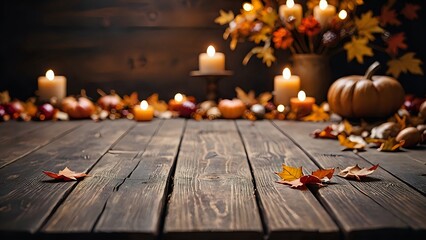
[38,103,55,120]
[179,101,196,118]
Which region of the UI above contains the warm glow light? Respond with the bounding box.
[277,104,285,113]
[207,45,216,57]
[243,2,254,11]
[298,91,306,101]
[282,67,291,80]
[338,10,347,20]
[140,100,149,110]
[319,0,328,10]
[46,69,55,81]
[286,0,295,8]
[174,93,184,102]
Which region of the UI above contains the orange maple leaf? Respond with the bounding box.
[278,175,323,189]
[43,167,88,181]
[312,168,335,180]
[401,3,421,20]
[380,6,401,26]
[386,32,408,56]
[311,125,338,139]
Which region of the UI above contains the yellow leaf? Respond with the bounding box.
[235,87,257,106]
[251,0,264,11]
[302,104,330,122]
[355,11,384,41]
[378,138,405,152]
[386,52,424,78]
[344,37,373,64]
[338,134,365,151]
[215,10,234,25]
[256,47,276,67]
[276,164,303,181]
[259,8,278,27]
[249,26,272,44]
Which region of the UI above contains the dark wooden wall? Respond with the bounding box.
[1,0,425,102]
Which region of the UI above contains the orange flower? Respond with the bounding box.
[273,28,294,49]
[298,16,321,36]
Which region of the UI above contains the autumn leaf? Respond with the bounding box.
[43,167,88,181]
[0,91,11,104]
[344,37,373,64]
[378,138,405,152]
[122,92,139,107]
[380,6,401,26]
[277,175,323,189]
[257,92,273,105]
[147,93,168,112]
[275,164,303,181]
[243,46,276,66]
[338,134,365,151]
[387,52,424,78]
[355,11,384,41]
[338,164,379,181]
[236,87,257,106]
[401,3,421,20]
[215,10,234,25]
[311,125,338,139]
[250,26,272,44]
[259,8,278,27]
[386,32,407,56]
[302,104,330,122]
[312,168,335,181]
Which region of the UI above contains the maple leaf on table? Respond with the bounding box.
[380,6,401,26]
[338,134,365,151]
[365,137,405,152]
[311,125,338,139]
[215,10,234,25]
[302,104,330,122]
[344,37,373,64]
[386,52,424,78]
[275,164,303,182]
[338,164,379,181]
[401,3,421,20]
[276,165,334,189]
[43,167,88,181]
[355,11,384,41]
[386,32,407,56]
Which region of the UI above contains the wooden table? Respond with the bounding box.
[0,119,425,240]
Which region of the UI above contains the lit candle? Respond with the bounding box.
[290,91,315,117]
[38,69,67,102]
[274,67,300,106]
[168,93,186,111]
[313,0,336,29]
[338,10,347,20]
[199,45,225,73]
[133,100,154,121]
[279,0,303,26]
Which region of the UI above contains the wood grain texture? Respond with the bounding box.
[94,119,185,238]
[0,121,81,168]
[274,120,426,239]
[0,120,134,234]
[0,121,52,143]
[111,119,161,152]
[164,120,263,240]
[236,120,338,240]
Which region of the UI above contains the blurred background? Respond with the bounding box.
[1,0,425,102]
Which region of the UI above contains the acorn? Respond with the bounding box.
[396,127,421,148]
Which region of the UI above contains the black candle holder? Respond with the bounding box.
[190,70,233,101]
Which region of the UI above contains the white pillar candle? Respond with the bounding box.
[274,67,300,106]
[279,0,303,26]
[314,0,336,29]
[38,69,67,102]
[199,45,225,73]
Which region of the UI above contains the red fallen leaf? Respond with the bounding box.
[380,6,401,26]
[386,32,408,56]
[43,167,88,181]
[311,126,338,139]
[312,168,335,181]
[277,175,323,189]
[338,164,379,181]
[401,3,421,20]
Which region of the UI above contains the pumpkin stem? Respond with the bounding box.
[364,61,380,80]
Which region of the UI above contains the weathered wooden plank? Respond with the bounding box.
[0,121,52,143]
[111,119,161,152]
[94,119,185,238]
[274,121,426,239]
[0,120,134,235]
[163,120,263,240]
[0,121,81,168]
[236,120,339,240]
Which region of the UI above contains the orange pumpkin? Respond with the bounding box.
[327,62,405,118]
[218,99,246,119]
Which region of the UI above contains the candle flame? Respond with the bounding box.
[286,0,295,8]
[243,2,254,11]
[298,91,306,101]
[174,93,184,102]
[46,69,55,81]
[319,0,328,10]
[338,10,347,20]
[282,67,291,80]
[207,45,216,57]
[277,104,285,113]
[140,100,148,110]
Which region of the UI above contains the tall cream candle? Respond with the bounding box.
[199,45,225,73]
[38,69,67,102]
[314,0,336,29]
[279,0,303,26]
[274,68,300,106]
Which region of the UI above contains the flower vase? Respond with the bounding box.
[292,54,332,104]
